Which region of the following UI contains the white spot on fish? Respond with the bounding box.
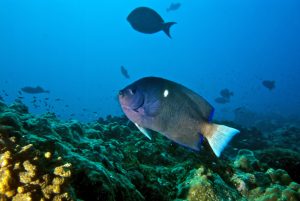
[163,89,169,98]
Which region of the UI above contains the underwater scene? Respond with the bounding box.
[0,0,300,201]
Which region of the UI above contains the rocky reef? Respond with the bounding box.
[0,100,299,201]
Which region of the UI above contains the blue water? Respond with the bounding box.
[0,0,299,122]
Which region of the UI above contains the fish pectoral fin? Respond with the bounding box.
[134,123,152,140]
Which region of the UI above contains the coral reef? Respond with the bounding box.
[0,138,74,200]
[232,149,300,201]
[0,101,300,200]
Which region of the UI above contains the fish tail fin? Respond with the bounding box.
[163,22,176,38]
[203,123,239,157]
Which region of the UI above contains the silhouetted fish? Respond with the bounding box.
[55,98,62,101]
[121,66,130,79]
[220,89,234,99]
[214,97,229,104]
[167,3,181,12]
[119,77,239,157]
[262,80,275,90]
[127,7,176,38]
[21,86,49,94]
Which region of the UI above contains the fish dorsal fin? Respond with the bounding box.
[181,87,215,122]
[134,123,152,140]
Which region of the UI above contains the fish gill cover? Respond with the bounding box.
[0,0,300,201]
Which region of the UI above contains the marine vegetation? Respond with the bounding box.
[0,100,299,201]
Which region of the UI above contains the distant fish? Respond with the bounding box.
[55,98,62,101]
[18,90,22,95]
[121,66,130,79]
[119,77,239,157]
[21,86,49,94]
[167,3,181,12]
[214,97,229,104]
[220,88,234,99]
[262,80,275,90]
[127,7,176,38]
[234,107,244,113]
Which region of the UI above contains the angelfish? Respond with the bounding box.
[118,77,239,157]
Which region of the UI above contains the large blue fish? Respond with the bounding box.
[127,7,176,38]
[118,77,239,157]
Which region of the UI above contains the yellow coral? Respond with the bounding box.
[44,152,51,159]
[0,142,74,200]
[14,162,21,170]
[5,190,16,198]
[52,177,65,185]
[11,192,32,201]
[0,169,13,194]
[19,172,33,184]
[19,144,33,154]
[54,163,72,178]
[0,151,12,168]
[52,185,61,194]
[17,186,25,194]
[23,160,37,175]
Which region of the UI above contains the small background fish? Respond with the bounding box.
[167,3,181,12]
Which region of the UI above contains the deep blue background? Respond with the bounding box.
[1,0,299,121]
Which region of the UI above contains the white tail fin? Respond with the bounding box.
[205,124,239,157]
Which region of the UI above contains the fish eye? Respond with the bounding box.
[129,89,136,95]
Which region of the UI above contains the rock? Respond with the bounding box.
[234,149,260,172]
